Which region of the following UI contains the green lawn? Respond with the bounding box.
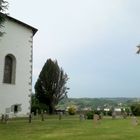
[0,115,140,140]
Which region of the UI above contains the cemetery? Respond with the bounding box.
[1,1,140,140]
[0,114,140,140]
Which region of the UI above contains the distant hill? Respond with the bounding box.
[58,97,139,110]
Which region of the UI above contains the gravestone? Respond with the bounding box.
[79,114,85,121]
[132,116,138,126]
[29,113,32,123]
[41,110,44,121]
[112,112,116,119]
[93,114,99,125]
[36,109,39,119]
[4,114,9,124]
[99,112,103,119]
[1,114,5,123]
[44,110,47,119]
[122,112,127,119]
[59,112,63,120]
[31,112,34,119]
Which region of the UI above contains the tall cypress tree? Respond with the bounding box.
[35,59,69,114]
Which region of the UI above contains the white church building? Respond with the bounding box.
[0,15,37,117]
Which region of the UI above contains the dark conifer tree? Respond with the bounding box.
[35,59,69,114]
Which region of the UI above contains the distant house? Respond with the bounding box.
[104,108,110,112]
[113,108,122,116]
[82,107,92,111]
[0,15,37,117]
[114,108,121,112]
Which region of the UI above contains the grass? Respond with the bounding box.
[0,115,140,140]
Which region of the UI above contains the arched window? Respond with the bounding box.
[3,54,16,84]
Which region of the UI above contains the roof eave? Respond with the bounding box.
[0,12,38,36]
[7,15,38,36]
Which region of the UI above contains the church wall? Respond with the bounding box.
[0,18,33,117]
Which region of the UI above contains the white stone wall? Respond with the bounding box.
[0,18,33,117]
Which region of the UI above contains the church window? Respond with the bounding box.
[14,105,18,113]
[3,54,16,84]
[11,104,22,114]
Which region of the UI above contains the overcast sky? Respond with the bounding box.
[8,0,140,98]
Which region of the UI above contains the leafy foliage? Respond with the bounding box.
[31,94,48,114]
[86,111,94,119]
[68,106,76,115]
[131,103,140,116]
[0,0,8,12]
[35,59,69,114]
[0,0,8,36]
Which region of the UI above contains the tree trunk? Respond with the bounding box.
[48,104,55,114]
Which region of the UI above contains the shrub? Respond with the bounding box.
[131,103,140,116]
[107,110,113,116]
[86,111,94,119]
[68,106,76,115]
